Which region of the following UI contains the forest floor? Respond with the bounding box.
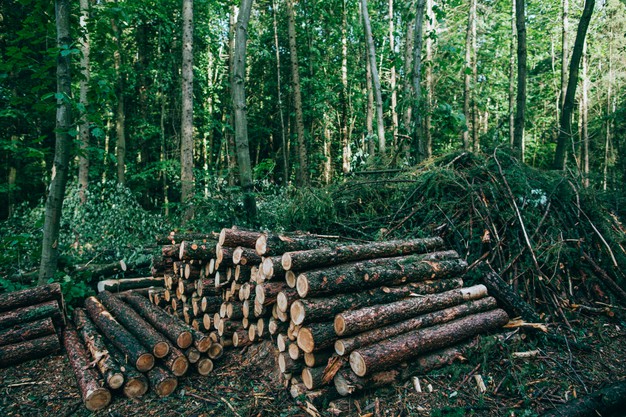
[0,313,624,417]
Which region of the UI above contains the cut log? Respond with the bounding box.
[233,246,262,266]
[0,333,60,368]
[217,320,238,337]
[0,316,56,347]
[84,296,154,372]
[117,292,193,349]
[482,271,541,322]
[103,341,149,398]
[0,300,64,330]
[63,325,111,411]
[541,379,626,417]
[156,232,216,245]
[185,346,201,363]
[215,245,235,269]
[288,342,302,360]
[163,345,189,377]
[256,282,288,306]
[282,237,444,271]
[260,256,285,282]
[334,285,489,336]
[179,240,217,261]
[97,291,169,358]
[297,322,337,353]
[302,366,328,390]
[256,233,335,256]
[147,365,178,397]
[248,324,258,342]
[304,350,334,368]
[97,277,164,293]
[219,227,263,248]
[207,342,224,360]
[0,283,63,313]
[277,334,290,352]
[279,352,303,373]
[335,297,498,356]
[233,329,252,347]
[296,251,463,297]
[226,302,244,320]
[255,301,270,318]
[285,271,297,288]
[196,357,214,375]
[73,308,124,389]
[268,318,289,335]
[349,308,509,376]
[162,244,181,258]
[277,289,299,313]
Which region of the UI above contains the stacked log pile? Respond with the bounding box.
[0,283,65,368]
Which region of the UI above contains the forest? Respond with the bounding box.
[2,0,626,415]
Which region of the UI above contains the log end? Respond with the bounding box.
[195,336,212,353]
[255,285,266,305]
[154,341,170,358]
[232,247,243,265]
[218,229,227,246]
[208,342,223,360]
[290,300,306,325]
[296,327,315,354]
[178,242,185,260]
[334,315,346,336]
[262,257,273,278]
[349,351,367,377]
[84,387,112,411]
[295,274,308,298]
[177,332,193,349]
[154,377,178,397]
[107,372,125,390]
[278,353,288,373]
[255,235,267,256]
[185,347,201,364]
[123,377,149,398]
[281,253,292,271]
[136,353,155,372]
[286,271,297,288]
[333,372,354,396]
[288,342,300,360]
[196,358,214,376]
[334,340,346,356]
[302,367,315,390]
[172,356,189,377]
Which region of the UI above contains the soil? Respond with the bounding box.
[0,313,624,417]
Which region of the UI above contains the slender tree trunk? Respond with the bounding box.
[513,0,526,161]
[361,0,386,154]
[181,0,195,220]
[232,0,257,219]
[111,16,125,185]
[412,0,426,159]
[402,1,416,159]
[272,0,289,183]
[508,0,516,147]
[462,0,475,151]
[423,0,434,159]
[581,40,589,187]
[227,7,238,187]
[603,33,613,191]
[78,0,90,204]
[471,3,479,152]
[365,47,375,156]
[559,0,569,116]
[341,0,351,173]
[38,0,73,285]
[388,0,398,152]
[323,121,332,184]
[553,0,595,170]
[8,135,17,217]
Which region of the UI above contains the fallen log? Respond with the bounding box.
[0,316,56,347]
[281,237,444,272]
[97,291,169,358]
[0,283,63,313]
[0,333,60,368]
[0,300,64,330]
[196,357,214,375]
[97,277,164,293]
[297,322,337,353]
[73,308,124,389]
[334,297,498,356]
[541,379,626,417]
[334,285,488,336]
[482,270,541,322]
[349,308,509,376]
[84,296,154,372]
[147,365,178,397]
[179,240,217,261]
[62,324,111,411]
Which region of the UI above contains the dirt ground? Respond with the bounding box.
[0,312,625,417]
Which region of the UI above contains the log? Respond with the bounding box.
[260,256,285,281]
[349,308,509,376]
[334,285,489,336]
[256,233,336,256]
[179,240,217,261]
[97,291,170,358]
[302,366,328,390]
[62,325,111,411]
[282,237,445,271]
[296,251,463,297]
[482,270,541,322]
[219,227,263,248]
[73,308,124,389]
[297,322,337,353]
[185,346,201,363]
[304,350,334,368]
[215,245,235,269]
[285,271,297,288]
[207,342,224,360]
[191,328,213,352]
[277,289,299,313]
[0,300,64,330]
[291,280,464,326]
[161,244,181,258]
[0,283,63,313]
[84,296,154,372]
[196,357,214,375]
[105,342,149,398]
[97,277,164,293]
[0,316,56,347]
[147,365,178,397]
[541,380,626,417]
[226,302,244,320]
[288,342,302,360]
[335,297,498,355]
[233,329,252,347]
[277,334,290,352]
[156,232,216,245]
[256,282,288,306]
[233,246,262,266]
[279,352,303,373]
[268,318,289,335]
[0,333,60,368]
[163,345,189,377]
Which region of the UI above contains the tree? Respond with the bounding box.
[232,0,257,220]
[38,0,73,285]
[553,0,595,170]
[513,0,526,161]
[181,0,195,220]
[462,0,476,152]
[78,0,91,204]
[412,0,426,159]
[111,14,126,185]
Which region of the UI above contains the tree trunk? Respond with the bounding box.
[481,270,541,322]
[361,0,386,154]
[97,277,165,293]
[0,333,60,368]
[349,308,509,376]
[365,41,375,156]
[541,380,626,417]
[389,0,399,152]
[271,0,289,183]
[402,1,416,142]
[0,317,56,347]
[0,300,64,330]
[559,0,569,116]
[0,283,63,313]
[148,365,178,396]
[163,345,189,377]
[282,236,444,272]
[581,41,589,187]
[62,325,111,411]
[341,0,351,173]
[78,0,90,203]
[286,0,309,185]
[553,0,595,170]
[181,0,195,220]
[256,233,334,256]
[423,0,434,158]
[412,0,426,158]
[335,285,488,336]
[73,308,124,389]
[513,0,527,161]
[232,0,257,219]
[38,0,73,285]
[508,0,516,147]
[335,297,497,356]
[111,16,126,185]
[297,321,337,353]
[84,296,154,372]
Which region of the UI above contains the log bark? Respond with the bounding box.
[482,270,541,322]
[73,308,124,389]
[163,345,189,377]
[156,232,216,245]
[196,357,214,375]
[118,292,193,349]
[256,282,288,305]
[0,333,60,368]
[0,283,63,313]
[279,352,303,373]
[208,342,224,360]
[297,321,337,353]
[541,379,626,417]
[219,227,263,248]
[62,324,111,411]
[277,289,299,313]
[162,244,181,258]
[97,277,164,293]
[304,350,334,368]
[103,341,149,398]
[233,328,252,347]
[0,300,64,330]
[84,296,154,372]
[256,233,334,256]
[147,365,178,396]
[335,285,488,336]
[0,317,56,347]
[189,328,212,352]
[215,245,235,269]
[233,246,262,266]
[296,251,462,297]
[179,240,217,261]
[260,256,285,281]
[269,318,289,335]
[349,309,509,376]
[302,365,328,390]
[97,291,169,358]
[282,237,444,272]
[335,297,497,355]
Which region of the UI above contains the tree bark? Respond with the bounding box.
[349,309,509,376]
[256,281,289,305]
[297,321,337,353]
[180,0,195,221]
[219,227,262,248]
[282,237,444,272]
[389,0,399,152]
[163,345,189,377]
[412,0,426,158]
[423,0,434,158]
[0,333,60,368]
[304,350,334,368]
[0,300,64,330]
[110,15,126,185]
[341,0,351,173]
[84,296,154,372]
[559,0,569,116]
[553,0,595,170]
[97,277,164,293]
[581,41,589,187]
[147,365,178,397]
[256,233,334,257]
[0,283,63,313]
[335,285,488,336]
[0,317,56,348]
[481,270,541,322]
[38,0,73,285]
[77,0,90,203]
[272,0,290,182]
[63,325,111,411]
[508,0,516,147]
[279,352,304,373]
[513,0,526,160]
[541,380,626,417]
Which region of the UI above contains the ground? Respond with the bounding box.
[0,313,624,417]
